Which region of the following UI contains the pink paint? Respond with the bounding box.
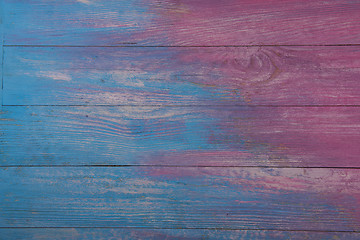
[135,1,360,223]
[143,167,360,222]
[174,46,360,105]
[139,0,360,45]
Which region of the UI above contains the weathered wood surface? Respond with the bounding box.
[1,167,360,231]
[3,0,360,46]
[2,0,360,237]
[1,106,360,167]
[1,228,360,240]
[4,46,360,106]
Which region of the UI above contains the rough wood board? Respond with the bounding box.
[1,228,359,240]
[3,0,360,45]
[1,106,360,167]
[4,46,360,106]
[1,167,360,231]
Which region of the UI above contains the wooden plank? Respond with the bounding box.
[1,228,359,240]
[4,46,360,106]
[3,0,360,46]
[1,106,360,167]
[0,167,360,230]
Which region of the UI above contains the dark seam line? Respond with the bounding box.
[1,165,360,169]
[3,104,360,107]
[0,227,359,233]
[3,44,360,48]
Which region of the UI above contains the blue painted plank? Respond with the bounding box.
[4,46,360,106]
[1,106,360,167]
[0,167,360,231]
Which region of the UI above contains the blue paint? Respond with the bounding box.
[3,47,241,106]
[3,0,152,45]
[0,106,244,165]
[0,167,354,230]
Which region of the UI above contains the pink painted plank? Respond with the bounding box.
[144,106,360,167]
[3,0,360,45]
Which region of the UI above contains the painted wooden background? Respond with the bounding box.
[1,0,360,239]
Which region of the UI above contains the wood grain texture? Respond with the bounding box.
[1,106,360,167]
[3,0,360,236]
[1,228,360,240]
[3,0,360,45]
[4,46,360,106]
[1,167,360,231]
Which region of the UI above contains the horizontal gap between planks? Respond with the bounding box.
[2,165,360,169]
[4,104,360,107]
[0,227,359,233]
[3,44,360,48]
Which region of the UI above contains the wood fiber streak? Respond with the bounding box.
[4,46,360,106]
[1,167,360,231]
[1,228,360,240]
[3,0,360,45]
[1,106,360,167]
